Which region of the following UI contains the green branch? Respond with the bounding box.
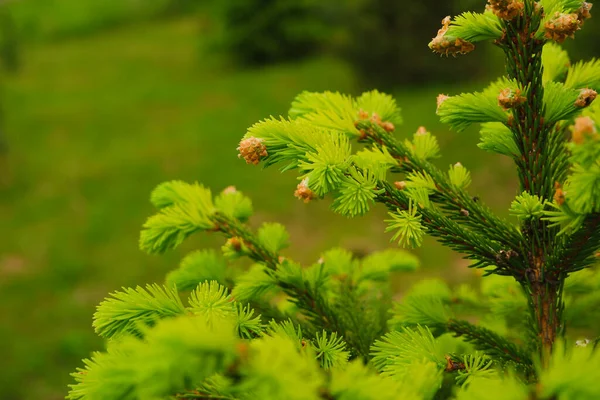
[447,319,533,372]
[359,121,523,251]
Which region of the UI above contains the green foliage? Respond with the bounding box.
[543,43,571,84]
[257,223,291,253]
[509,192,545,221]
[538,340,600,400]
[477,122,519,157]
[448,163,472,189]
[543,82,588,126]
[166,249,227,290]
[385,203,426,249]
[447,12,503,42]
[93,284,185,339]
[405,129,441,161]
[355,90,403,126]
[311,330,350,370]
[68,2,600,399]
[436,87,509,132]
[565,58,600,91]
[140,182,215,254]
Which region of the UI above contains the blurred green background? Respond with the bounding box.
[0,1,597,398]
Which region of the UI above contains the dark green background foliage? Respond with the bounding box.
[0,0,597,399]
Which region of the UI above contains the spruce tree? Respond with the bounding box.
[68,1,600,399]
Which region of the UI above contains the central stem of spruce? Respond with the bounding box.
[502,2,562,366]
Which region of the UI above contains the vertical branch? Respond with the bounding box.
[500,1,563,364]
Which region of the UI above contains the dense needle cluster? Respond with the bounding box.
[68,1,600,399]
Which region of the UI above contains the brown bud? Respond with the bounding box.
[358,109,369,120]
[544,12,581,43]
[429,16,475,57]
[237,137,268,165]
[417,126,428,135]
[394,181,407,190]
[380,121,395,132]
[294,179,316,203]
[575,88,597,108]
[460,208,470,217]
[577,2,593,25]
[227,237,243,252]
[237,342,250,360]
[498,88,526,109]
[507,114,515,127]
[444,355,465,372]
[571,116,597,144]
[370,113,382,125]
[554,186,566,206]
[223,185,237,194]
[437,94,450,110]
[486,0,524,20]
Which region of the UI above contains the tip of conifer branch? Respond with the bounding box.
[544,12,581,43]
[294,178,316,203]
[486,0,524,20]
[223,186,237,194]
[554,182,566,206]
[429,16,475,57]
[578,2,593,26]
[394,181,407,190]
[575,89,597,108]
[238,137,268,165]
[436,94,450,112]
[498,88,526,110]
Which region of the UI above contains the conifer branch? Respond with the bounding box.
[446,319,533,371]
[377,181,521,273]
[358,121,523,252]
[555,213,600,273]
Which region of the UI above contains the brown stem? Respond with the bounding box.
[531,281,560,367]
[498,1,565,362]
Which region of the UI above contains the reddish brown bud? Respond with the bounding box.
[486,0,524,20]
[227,237,243,252]
[358,109,369,120]
[371,113,382,125]
[223,185,237,194]
[294,179,316,203]
[394,181,407,190]
[554,185,566,206]
[507,114,515,127]
[545,13,581,43]
[417,126,428,135]
[237,137,268,165]
[444,355,466,372]
[437,94,450,110]
[429,16,475,57]
[498,88,526,109]
[577,2,593,25]
[575,89,597,108]
[380,121,395,132]
[571,116,597,144]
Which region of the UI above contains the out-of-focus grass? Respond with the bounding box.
[0,15,518,400]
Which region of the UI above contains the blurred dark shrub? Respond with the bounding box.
[215,0,500,87]
[331,0,502,87]
[214,0,333,65]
